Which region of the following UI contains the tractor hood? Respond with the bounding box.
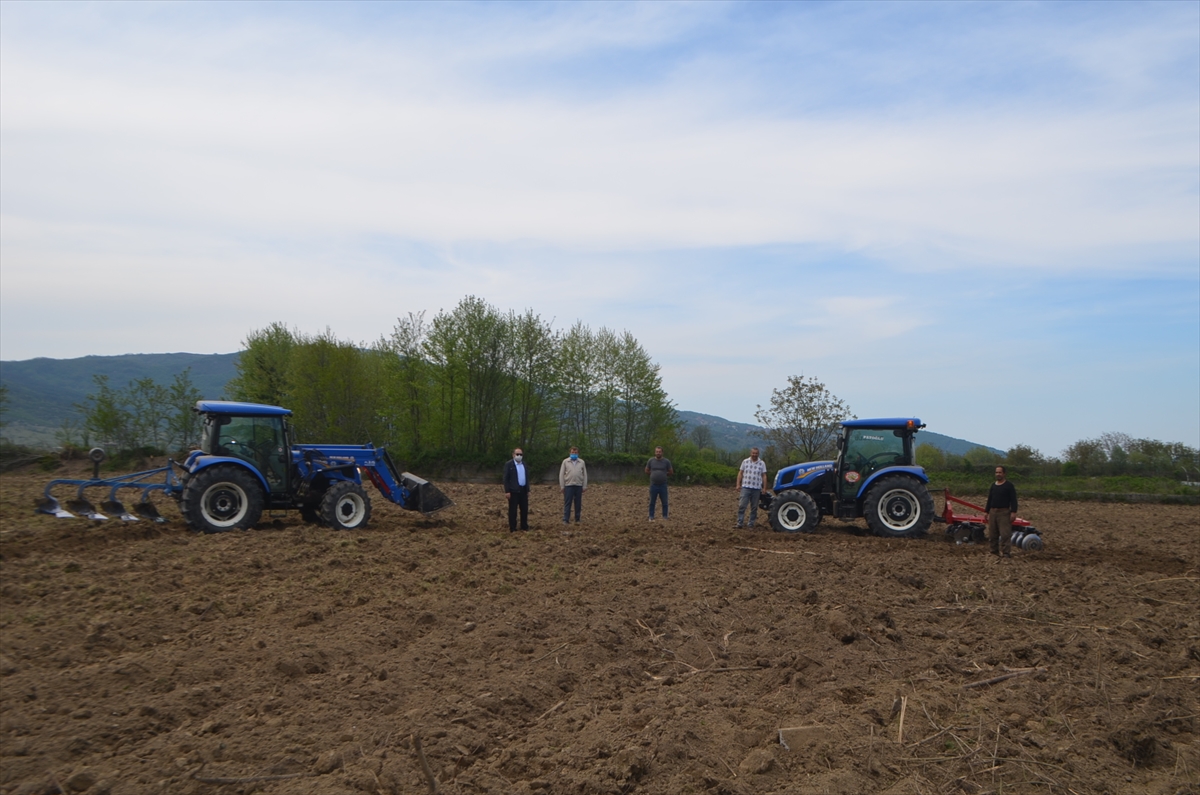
[774,460,835,490]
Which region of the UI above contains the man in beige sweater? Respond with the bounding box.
[559,446,588,524]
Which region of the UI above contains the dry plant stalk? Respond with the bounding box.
[412,733,439,795]
[963,666,1046,690]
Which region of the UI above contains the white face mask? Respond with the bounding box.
[514,454,523,462]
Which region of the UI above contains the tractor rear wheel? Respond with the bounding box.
[181,465,264,533]
[864,476,934,538]
[769,490,820,533]
[320,482,372,530]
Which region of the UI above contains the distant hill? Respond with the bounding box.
[1,352,1002,456]
[0,353,239,446]
[678,410,1001,458]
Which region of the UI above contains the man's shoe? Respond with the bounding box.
[735,523,743,529]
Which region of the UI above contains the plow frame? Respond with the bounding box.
[37,461,186,522]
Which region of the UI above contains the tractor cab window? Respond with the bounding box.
[202,414,289,493]
[838,429,907,499]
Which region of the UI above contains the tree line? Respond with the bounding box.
[917,435,1199,480]
[224,297,677,463]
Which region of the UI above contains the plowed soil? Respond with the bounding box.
[1,461,1198,795]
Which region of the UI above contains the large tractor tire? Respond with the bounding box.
[863,476,934,538]
[320,481,372,530]
[180,465,264,533]
[769,490,821,534]
[299,506,325,526]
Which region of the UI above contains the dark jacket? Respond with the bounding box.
[984,481,1018,513]
[503,459,531,494]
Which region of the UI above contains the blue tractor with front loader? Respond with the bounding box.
[37,400,452,533]
[766,417,935,537]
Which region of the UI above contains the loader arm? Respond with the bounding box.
[368,449,454,514]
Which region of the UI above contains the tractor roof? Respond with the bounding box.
[841,418,924,430]
[194,400,292,417]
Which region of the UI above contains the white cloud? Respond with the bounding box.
[1,2,1196,453]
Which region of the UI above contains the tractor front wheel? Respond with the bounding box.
[864,476,934,538]
[320,482,372,530]
[769,490,820,534]
[180,465,264,533]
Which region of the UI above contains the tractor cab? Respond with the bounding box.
[196,401,292,493]
[835,419,919,502]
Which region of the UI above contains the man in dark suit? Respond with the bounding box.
[503,447,531,532]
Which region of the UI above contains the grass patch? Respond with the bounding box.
[929,472,1199,504]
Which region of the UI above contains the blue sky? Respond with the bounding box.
[1,1,1197,456]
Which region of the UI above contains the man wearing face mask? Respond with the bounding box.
[559,446,588,525]
[503,448,531,532]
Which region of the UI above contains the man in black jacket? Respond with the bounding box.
[984,465,1018,560]
[503,448,531,532]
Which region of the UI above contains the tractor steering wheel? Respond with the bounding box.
[222,440,255,458]
[865,451,899,466]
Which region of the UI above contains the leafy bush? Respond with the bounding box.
[673,459,738,486]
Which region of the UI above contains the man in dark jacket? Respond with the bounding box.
[984,465,1018,560]
[503,448,531,532]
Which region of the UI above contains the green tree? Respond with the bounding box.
[126,377,171,451]
[377,312,431,456]
[166,369,204,453]
[76,375,132,451]
[1005,444,1044,468]
[1063,438,1107,475]
[964,446,1000,468]
[288,329,382,443]
[227,322,296,406]
[556,321,597,449]
[754,375,855,462]
[915,442,945,470]
[691,424,713,450]
[507,309,558,450]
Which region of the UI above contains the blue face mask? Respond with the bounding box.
[570,453,579,460]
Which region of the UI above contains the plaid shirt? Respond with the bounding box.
[739,457,767,490]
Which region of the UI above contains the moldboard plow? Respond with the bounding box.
[36,447,179,523]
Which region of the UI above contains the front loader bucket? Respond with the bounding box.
[400,472,454,515]
[36,494,76,519]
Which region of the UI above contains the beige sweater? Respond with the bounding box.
[558,457,588,489]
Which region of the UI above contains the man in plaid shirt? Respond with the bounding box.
[735,447,769,528]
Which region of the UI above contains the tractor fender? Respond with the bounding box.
[855,466,928,500]
[187,456,273,496]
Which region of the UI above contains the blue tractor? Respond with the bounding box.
[766,418,934,537]
[37,400,453,533]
